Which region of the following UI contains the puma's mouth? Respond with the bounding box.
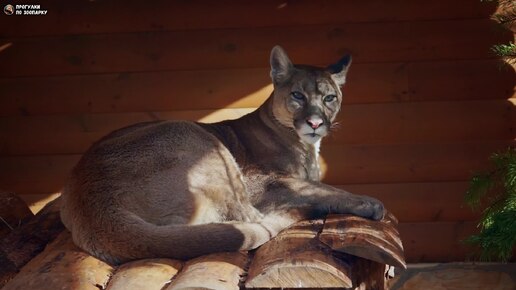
[299,131,323,144]
[295,122,328,144]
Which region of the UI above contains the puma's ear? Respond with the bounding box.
[327,54,352,86]
[270,45,294,84]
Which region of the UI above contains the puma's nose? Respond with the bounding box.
[306,117,323,129]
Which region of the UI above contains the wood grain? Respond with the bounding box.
[0,0,495,37]
[2,231,113,290]
[320,141,514,184]
[246,219,353,288]
[399,221,478,262]
[0,141,512,195]
[16,181,480,222]
[336,182,478,223]
[319,213,406,269]
[106,259,182,290]
[0,191,33,239]
[0,20,509,77]
[0,198,64,273]
[1,60,512,117]
[165,252,247,290]
[1,99,513,155]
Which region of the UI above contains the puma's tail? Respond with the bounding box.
[68,210,282,264]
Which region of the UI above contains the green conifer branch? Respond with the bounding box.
[465,147,516,262]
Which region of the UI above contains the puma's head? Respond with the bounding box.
[269,45,351,145]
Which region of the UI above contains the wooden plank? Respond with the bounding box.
[0,68,271,116]
[1,142,512,195]
[336,182,478,223]
[2,231,114,290]
[319,141,514,184]
[0,199,64,288]
[1,60,512,117]
[165,252,247,290]
[106,259,182,290]
[0,19,509,77]
[0,109,255,155]
[0,0,496,37]
[0,62,400,116]
[1,99,513,155]
[0,155,79,195]
[325,99,515,145]
[245,219,353,288]
[398,221,478,263]
[319,213,406,269]
[17,181,480,223]
[390,263,516,290]
[407,60,516,102]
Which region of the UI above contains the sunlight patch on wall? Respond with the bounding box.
[197,108,255,123]
[197,84,273,123]
[20,192,61,214]
[319,156,328,180]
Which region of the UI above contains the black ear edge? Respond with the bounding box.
[327,54,352,74]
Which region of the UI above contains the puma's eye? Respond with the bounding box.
[324,95,337,103]
[291,91,305,101]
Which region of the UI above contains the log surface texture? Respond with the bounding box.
[1,200,405,289]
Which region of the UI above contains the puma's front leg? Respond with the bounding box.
[258,178,385,221]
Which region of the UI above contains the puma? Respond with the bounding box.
[60,46,384,264]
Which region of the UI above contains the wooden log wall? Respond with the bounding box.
[0,0,514,262]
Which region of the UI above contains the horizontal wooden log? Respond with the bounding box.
[336,182,478,223]
[0,20,510,77]
[2,231,114,290]
[1,98,513,155]
[106,259,183,290]
[406,60,515,103]
[0,109,254,155]
[319,213,406,269]
[0,198,64,285]
[1,141,512,195]
[319,141,514,184]
[391,263,516,290]
[399,221,478,263]
[332,99,515,145]
[1,60,513,117]
[0,0,495,37]
[165,252,247,290]
[246,219,353,288]
[0,191,33,239]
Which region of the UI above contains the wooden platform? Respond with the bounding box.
[1,198,405,289]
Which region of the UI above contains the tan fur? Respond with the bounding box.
[60,46,384,264]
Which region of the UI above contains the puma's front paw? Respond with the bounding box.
[353,196,385,221]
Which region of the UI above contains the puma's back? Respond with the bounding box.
[60,46,384,264]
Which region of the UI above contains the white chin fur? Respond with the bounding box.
[299,133,322,144]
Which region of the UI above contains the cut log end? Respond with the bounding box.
[106,258,183,290]
[320,212,407,269]
[165,251,248,290]
[246,219,353,288]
